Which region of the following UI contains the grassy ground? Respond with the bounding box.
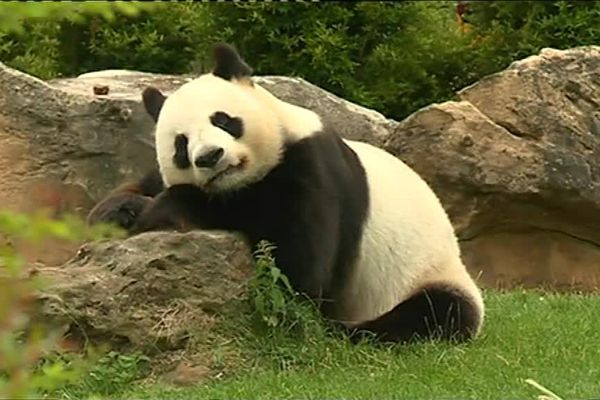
[72,289,600,400]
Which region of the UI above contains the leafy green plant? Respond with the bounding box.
[464,0,600,76]
[247,241,298,329]
[0,2,157,33]
[246,241,324,338]
[0,2,158,79]
[0,210,124,399]
[231,241,345,374]
[0,273,83,398]
[59,350,150,398]
[2,2,598,118]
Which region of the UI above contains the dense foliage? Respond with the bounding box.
[0,2,156,32]
[1,1,598,120]
[0,210,123,398]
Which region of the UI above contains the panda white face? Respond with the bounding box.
[143,43,321,192]
[152,73,284,193]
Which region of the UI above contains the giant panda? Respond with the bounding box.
[88,43,485,343]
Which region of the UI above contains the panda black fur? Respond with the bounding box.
[89,43,485,343]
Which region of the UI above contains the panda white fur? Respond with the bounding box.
[90,43,484,343]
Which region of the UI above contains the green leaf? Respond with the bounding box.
[270,266,281,283]
[272,288,286,312]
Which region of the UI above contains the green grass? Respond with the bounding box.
[100,289,600,400]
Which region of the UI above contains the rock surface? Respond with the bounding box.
[385,46,600,290]
[36,230,252,353]
[52,72,394,146]
[2,45,600,291]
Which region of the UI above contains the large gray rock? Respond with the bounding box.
[33,230,252,381]
[385,46,600,290]
[0,66,162,213]
[36,230,252,352]
[254,76,393,144]
[52,71,394,146]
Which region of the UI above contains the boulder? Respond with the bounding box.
[385,46,600,290]
[52,72,394,146]
[254,76,393,145]
[36,230,251,355]
[0,66,158,213]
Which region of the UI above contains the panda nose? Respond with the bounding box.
[194,147,224,168]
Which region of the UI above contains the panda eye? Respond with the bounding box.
[210,111,243,139]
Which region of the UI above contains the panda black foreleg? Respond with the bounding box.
[87,168,164,231]
[348,284,481,344]
[264,216,340,313]
[270,240,335,307]
[128,183,222,235]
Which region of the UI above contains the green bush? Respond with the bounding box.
[0,210,123,399]
[0,2,156,33]
[205,2,478,120]
[0,1,598,119]
[465,1,600,71]
[0,2,157,78]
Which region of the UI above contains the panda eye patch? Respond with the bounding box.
[210,111,243,139]
[173,134,191,169]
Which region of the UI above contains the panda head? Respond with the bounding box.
[142,43,285,193]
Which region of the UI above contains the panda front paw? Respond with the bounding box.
[129,206,187,235]
[128,184,201,235]
[87,193,153,231]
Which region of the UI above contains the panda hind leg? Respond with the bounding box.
[349,283,482,344]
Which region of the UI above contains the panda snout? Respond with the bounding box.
[194,147,224,168]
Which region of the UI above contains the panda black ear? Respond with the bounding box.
[142,86,166,123]
[212,43,253,81]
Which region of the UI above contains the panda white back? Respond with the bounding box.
[337,139,484,335]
